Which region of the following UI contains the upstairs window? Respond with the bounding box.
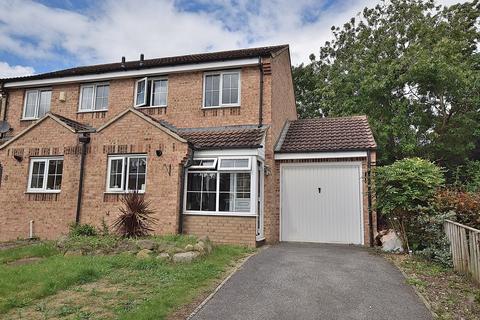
[135,77,168,108]
[203,71,240,108]
[23,89,51,120]
[107,155,147,193]
[79,83,109,112]
[27,157,63,193]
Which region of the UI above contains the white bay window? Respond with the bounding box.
[184,157,258,215]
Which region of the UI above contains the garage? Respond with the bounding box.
[280,163,363,244]
[274,116,377,245]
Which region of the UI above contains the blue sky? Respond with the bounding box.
[0,0,465,78]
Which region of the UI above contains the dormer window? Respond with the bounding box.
[134,77,168,108]
[203,70,240,108]
[78,83,109,112]
[23,89,51,120]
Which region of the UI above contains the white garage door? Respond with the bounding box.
[281,163,363,244]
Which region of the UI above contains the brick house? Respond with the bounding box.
[0,45,376,247]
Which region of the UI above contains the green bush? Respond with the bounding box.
[450,160,480,192]
[376,158,445,252]
[69,223,98,237]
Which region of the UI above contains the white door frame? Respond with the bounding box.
[256,160,265,241]
[279,162,364,245]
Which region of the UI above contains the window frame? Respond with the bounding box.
[22,88,52,120]
[149,77,168,108]
[78,82,110,112]
[106,154,147,193]
[183,156,256,216]
[27,157,63,193]
[218,157,251,171]
[189,158,218,170]
[202,70,241,109]
[134,77,148,107]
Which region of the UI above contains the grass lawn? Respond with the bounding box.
[386,254,480,319]
[0,237,252,320]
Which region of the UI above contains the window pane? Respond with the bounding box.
[109,159,123,189]
[187,173,202,191]
[236,173,250,192]
[221,159,235,168]
[219,172,250,212]
[204,75,220,107]
[46,160,63,190]
[202,173,217,192]
[30,161,45,189]
[152,80,168,106]
[38,91,51,117]
[186,192,201,210]
[80,86,94,110]
[24,91,38,118]
[136,79,146,106]
[95,85,109,110]
[201,192,216,211]
[127,157,147,191]
[221,73,239,104]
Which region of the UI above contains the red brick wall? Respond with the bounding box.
[182,215,256,247]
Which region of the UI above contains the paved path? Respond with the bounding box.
[191,243,432,320]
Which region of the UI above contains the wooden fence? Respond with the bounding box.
[444,220,480,284]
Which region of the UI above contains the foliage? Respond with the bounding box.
[69,223,98,237]
[376,158,445,250]
[293,0,480,167]
[435,189,480,229]
[112,193,158,238]
[450,160,480,192]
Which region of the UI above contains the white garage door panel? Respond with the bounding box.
[281,163,363,244]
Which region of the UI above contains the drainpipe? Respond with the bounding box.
[177,148,194,234]
[258,59,264,128]
[0,83,8,139]
[75,133,91,224]
[367,149,374,247]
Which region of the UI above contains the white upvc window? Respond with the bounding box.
[134,77,168,108]
[203,70,240,108]
[189,158,218,169]
[184,157,255,215]
[78,83,109,112]
[27,157,63,193]
[23,89,52,120]
[106,155,147,193]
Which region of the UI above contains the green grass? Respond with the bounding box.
[0,242,58,264]
[0,238,252,319]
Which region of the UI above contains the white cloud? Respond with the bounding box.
[0,62,34,78]
[0,0,472,74]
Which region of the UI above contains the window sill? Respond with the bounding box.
[20,118,38,121]
[135,105,167,109]
[77,110,108,114]
[202,105,240,110]
[183,211,256,217]
[25,191,61,194]
[104,191,146,195]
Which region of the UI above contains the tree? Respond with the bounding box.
[294,0,480,167]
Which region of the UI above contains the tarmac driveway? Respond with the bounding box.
[191,243,432,320]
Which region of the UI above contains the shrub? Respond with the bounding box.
[376,158,445,251]
[69,223,98,237]
[450,160,480,192]
[435,189,480,229]
[112,192,157,238]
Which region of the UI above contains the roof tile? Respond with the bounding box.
[277,116,376,153]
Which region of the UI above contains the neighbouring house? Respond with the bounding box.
[0,45,377,247]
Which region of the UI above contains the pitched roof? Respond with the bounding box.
[51,113,95,133]
[276,115,376,153]
[178,125,267,150]
[0,45,288,83]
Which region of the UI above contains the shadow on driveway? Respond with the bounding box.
[191,243,432,320]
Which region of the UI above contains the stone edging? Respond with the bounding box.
[391,258,438,319]
[186,246,267,319]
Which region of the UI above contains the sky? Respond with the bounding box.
[0,0,470,78]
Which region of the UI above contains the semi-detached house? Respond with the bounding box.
[0,45,377,247]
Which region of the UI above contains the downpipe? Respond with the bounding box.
[75,133,91,225]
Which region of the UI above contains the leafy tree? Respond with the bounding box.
[376,158,445,251]
[294,0,480,167]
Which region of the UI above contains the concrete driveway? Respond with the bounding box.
[191,243,432,320]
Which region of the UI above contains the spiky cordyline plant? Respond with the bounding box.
[112,192,158,238]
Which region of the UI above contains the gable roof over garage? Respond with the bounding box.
[275,115,376,154]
